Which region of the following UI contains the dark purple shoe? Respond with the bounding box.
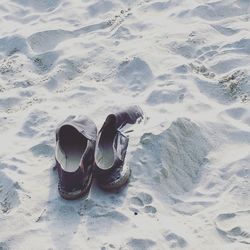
[94,106,143,190]
[55,115,97,200]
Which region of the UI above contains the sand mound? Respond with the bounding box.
[132,118,211,194]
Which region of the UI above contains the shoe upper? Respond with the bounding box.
[94,105,143,180]
[55,115,97,193]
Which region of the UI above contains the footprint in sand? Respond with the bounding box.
[189,44,219,79]
[12,0,61,12]
[0,96,22,110]
[17,110,48,138]
[191,1,250,21]
[129,192,157,215]
[100,242,116,250]
[224,107,250,126]
[218,70,248,102]
[32,51,59,73]
[0,35,28,56]
[0,171,20,214]
[189,62,215,79]
[163,231,187,248]
[126,238,156,250]
[30,142,54,157]
[196,45,219,62]
[146,87,186,105]
[169,31,205,59]
[87,0,115,16]
[210,24,239,36]
[78,199,128,222]
[27,21,111,53]
[116,57,153,92]
[145,1,176,12]
[0,241,9,250]
[215,210,250,245]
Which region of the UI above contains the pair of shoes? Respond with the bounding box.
[54,105,143,200]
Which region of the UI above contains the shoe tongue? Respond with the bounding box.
[107,106,143,130]
[58,124,81,141]
[100,114,116,132]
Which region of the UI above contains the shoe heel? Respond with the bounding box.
[99,165,131,191]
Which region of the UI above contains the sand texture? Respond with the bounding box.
[0,0,250,249]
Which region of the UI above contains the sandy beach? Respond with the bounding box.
[0,0,250,249]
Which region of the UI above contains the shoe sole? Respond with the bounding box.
[58,173,93,200]
[98,165,131,191]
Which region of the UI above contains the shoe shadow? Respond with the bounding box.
[47,166,130,248]
[46,166,82,249]
[80,179,130,237]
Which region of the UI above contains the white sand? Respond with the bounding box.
[1,0,250,249]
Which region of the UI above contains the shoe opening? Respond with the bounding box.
[56,125,87,172]
[95,115,116,170]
